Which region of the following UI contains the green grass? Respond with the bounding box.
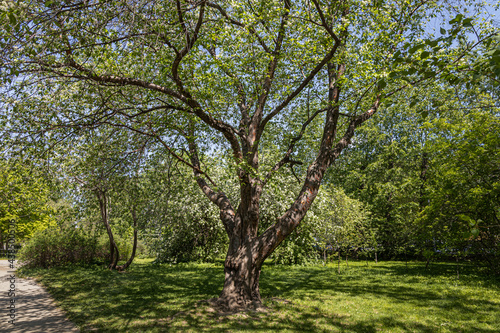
[19,259,500,332]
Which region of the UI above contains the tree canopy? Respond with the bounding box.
[1,0,499,310]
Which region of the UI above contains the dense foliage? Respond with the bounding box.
[18,226,109,268]
[328,84,499,271]
[0,159,56,249]
[421,111,500,273]
[0,0,499,311]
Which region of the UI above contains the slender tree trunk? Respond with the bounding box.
[117,206,138,271]
[419,152,429,209]
[96,189,120,270]
[112,243,120,269]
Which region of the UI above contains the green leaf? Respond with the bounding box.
[377,79,387,90]
[407,67,417,75]
[388,71,399,78]
[425,40,438,47]
[409,44,425,54]
[463,18,473,28]
[8,13,16,26]
[423,71,434,79]
[449,14,463,24]
[440,27,446,35]
[420,51,430,59]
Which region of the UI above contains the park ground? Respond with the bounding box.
[17,259,500,333]
[0,260,79,333]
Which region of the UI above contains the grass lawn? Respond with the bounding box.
[19,259,500,332]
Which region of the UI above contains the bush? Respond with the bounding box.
[270,225,319,265]
[153,217,227,264]
[18,226,108,268]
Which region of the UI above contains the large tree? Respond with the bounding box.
[1,0,497,310]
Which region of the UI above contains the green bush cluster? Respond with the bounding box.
[18,227,109,268]
[153,218,227,264]
[271,227,319,265]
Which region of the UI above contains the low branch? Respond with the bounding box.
[187,132,236,235]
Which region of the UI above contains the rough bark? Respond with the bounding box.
[217,239,264,310]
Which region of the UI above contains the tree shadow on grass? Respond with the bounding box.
[165,303,451,333]
[19,261,500,332]
[20,262,225,332]
[258,262,500,333]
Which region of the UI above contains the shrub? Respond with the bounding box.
[18,226,108,268]
[271,225,319,265]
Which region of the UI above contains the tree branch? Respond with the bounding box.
[263,107,328,185]
[248,0,291,150]
[311,0,341,44]
[186,128,236,235]
[259,41,341,134]
[206,2,271,53]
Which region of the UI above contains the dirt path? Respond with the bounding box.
[0,260,79,333]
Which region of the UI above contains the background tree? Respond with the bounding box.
[0,158,55,249]
[420,111,500,273]
[142,153,228,263]
[312,186,373,268]
[64,127,148,270]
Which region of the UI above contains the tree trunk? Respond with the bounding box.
[96,189,120,270]
[111,243,119,269]
[419,152,429,209]
[117,206,138,272]
[216,240,264,310]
